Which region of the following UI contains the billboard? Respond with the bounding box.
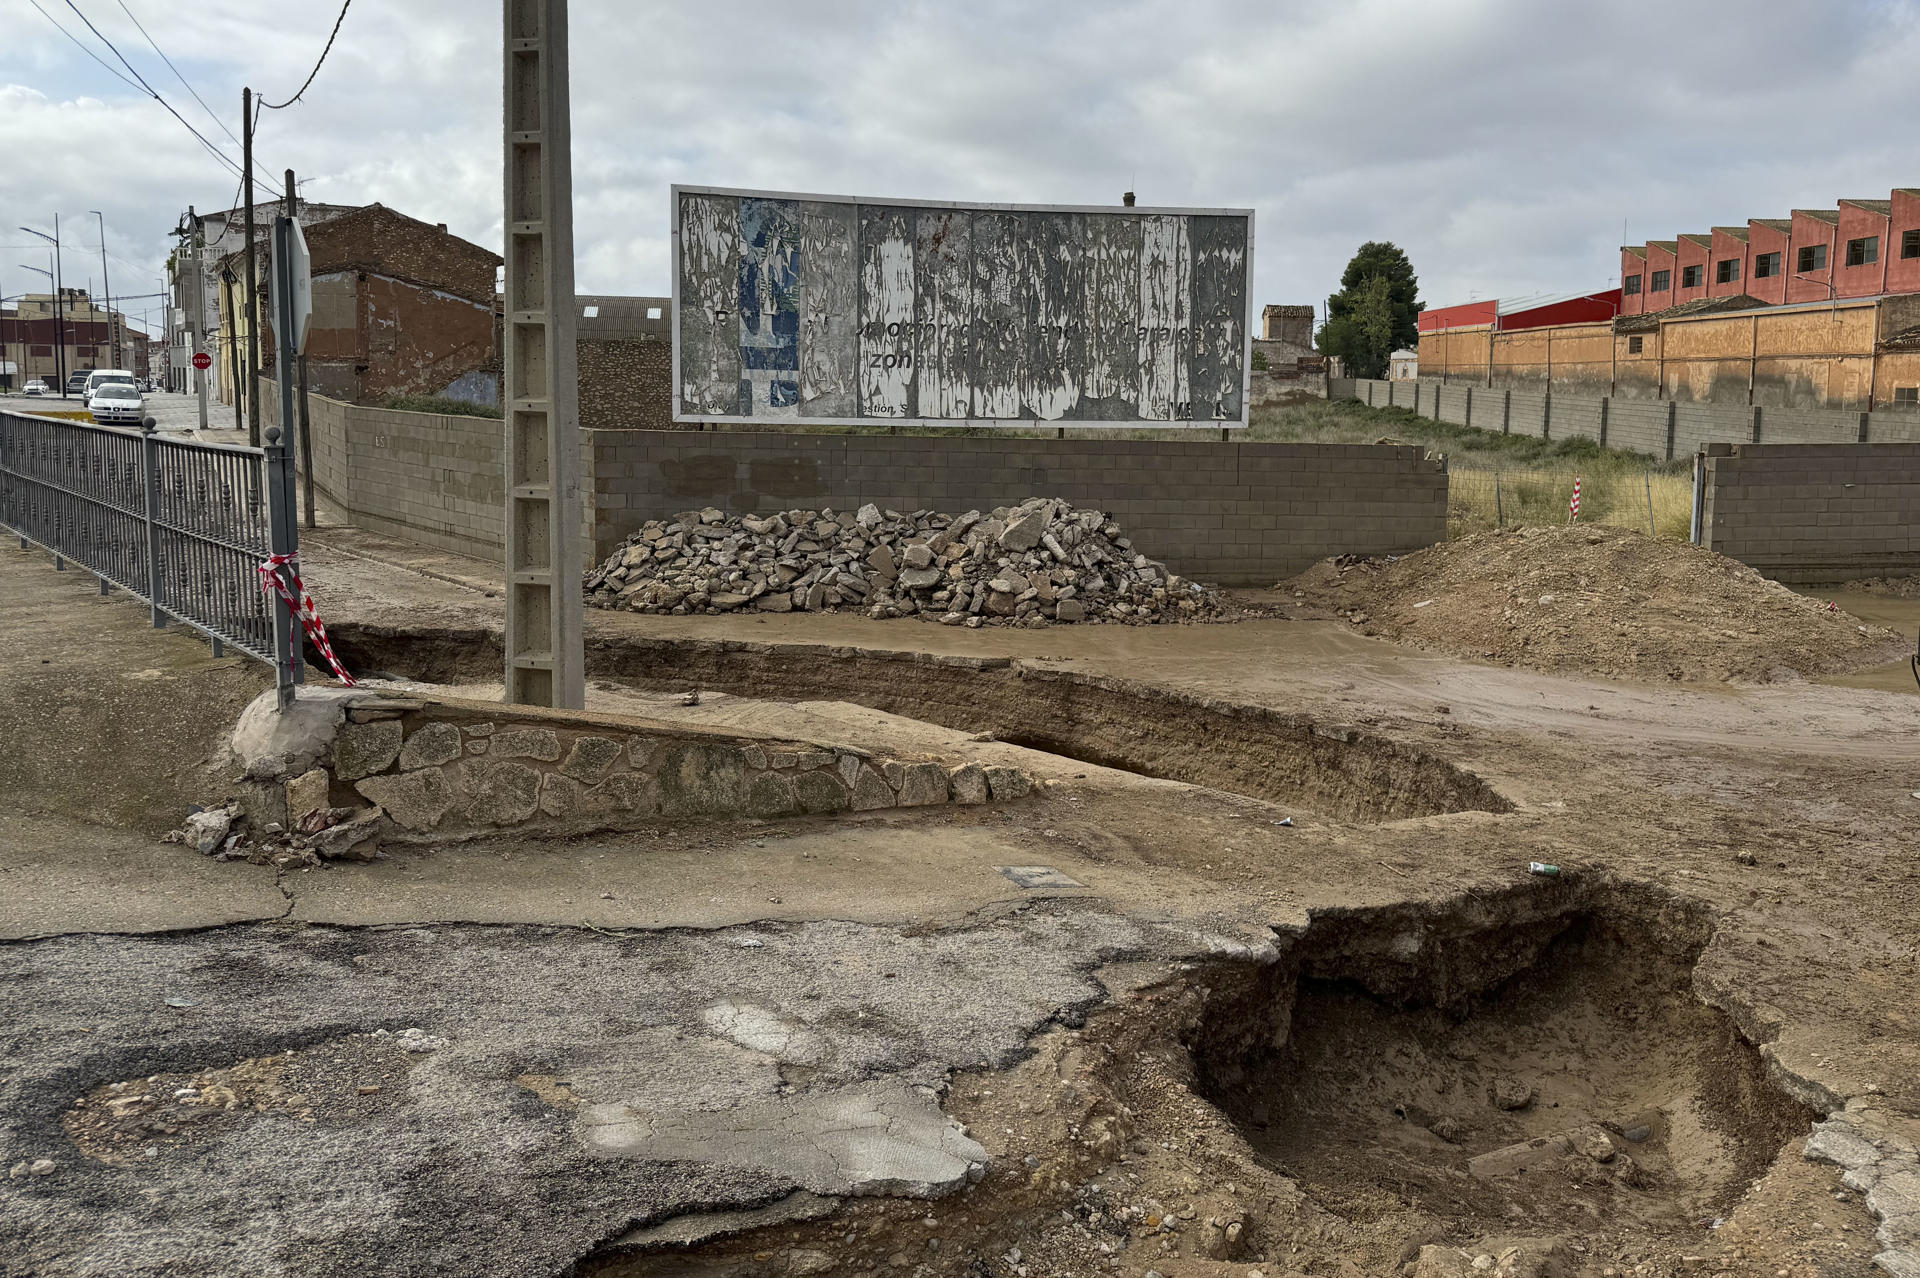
[672,185,1253,429]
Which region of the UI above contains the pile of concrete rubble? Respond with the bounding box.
[585,498,1222,626]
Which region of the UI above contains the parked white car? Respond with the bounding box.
[84,369,137,399]
[88,380,145,425]
[24,379,48,396]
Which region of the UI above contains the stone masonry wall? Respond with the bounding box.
[589,432,1448,586]
[578,336,673,429]
[289,694,1034,855]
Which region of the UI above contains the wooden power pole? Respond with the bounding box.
[500,0,584,708]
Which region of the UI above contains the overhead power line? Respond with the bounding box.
[24,0,142,92]
[111,0,244,152]
[40,0,281,199]
[259,0,352,109]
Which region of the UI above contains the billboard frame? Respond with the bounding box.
[669,183,1255,431]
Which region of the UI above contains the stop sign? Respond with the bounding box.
[191,352,213,370]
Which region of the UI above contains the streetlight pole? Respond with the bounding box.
[17,263,54,389]
[91,210,115,370]
[19,221,65,394]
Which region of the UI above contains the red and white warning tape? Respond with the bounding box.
[1568,476,1582,522]
[258,552,356,686]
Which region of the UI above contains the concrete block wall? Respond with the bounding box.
[589,431,1448,586]
[265,380,505,560]
[1347,379,1920,461]
[1702,442,1920,582]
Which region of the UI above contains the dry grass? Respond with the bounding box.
[1447,467,1694,540]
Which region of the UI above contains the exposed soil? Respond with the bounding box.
[581,880,1852,1278]
[1282,524,1911,684]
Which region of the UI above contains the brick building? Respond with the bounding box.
[0,290,147,388]
[1419,183,1920,412]
[217,203,502,408]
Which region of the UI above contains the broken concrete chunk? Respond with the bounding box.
[983,766,1033,801]
[284,769,331,826]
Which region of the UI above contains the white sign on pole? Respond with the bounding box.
[270,217,313,354]
[672,185,1254,430]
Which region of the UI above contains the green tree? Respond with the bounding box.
[1318,241,1421,378]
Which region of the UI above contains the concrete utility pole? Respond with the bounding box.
[243,86,261,445]
[500,0,584,708]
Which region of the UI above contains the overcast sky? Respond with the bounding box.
[3,0,1918,335]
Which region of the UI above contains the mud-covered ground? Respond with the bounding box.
[1,531,1916,1278]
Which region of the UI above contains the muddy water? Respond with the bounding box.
[1808,590,1920,696]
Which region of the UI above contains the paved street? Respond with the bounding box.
[3,386,247,442]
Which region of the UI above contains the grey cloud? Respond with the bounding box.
[2,0,1916,326]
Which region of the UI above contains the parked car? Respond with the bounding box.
[84,369,137,399]
[65,372,91,397]
[24,379,48,396]
[87,380,144,425]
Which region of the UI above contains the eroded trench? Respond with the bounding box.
[326,624,1510,823]
[1187,881,1812,1250]
[586,880,1818,1278]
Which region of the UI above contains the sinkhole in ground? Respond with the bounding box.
[1188,886,1814,1237]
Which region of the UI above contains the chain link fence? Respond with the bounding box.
[0,407,304,699]
[1447,466,1694,541]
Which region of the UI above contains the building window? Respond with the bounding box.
[1905,229,1920,260]
[1798,243,1828,273]
[1680,264,1703,289]
[647,306,662,319]
[1623,274,1642,295]
[1627,336,1645,354]
[1753,251,1781,278]
[1651,269,1671,292]
[1846,236,1879,267]
[1716,258,1741,284]
[1896,387,1920,406]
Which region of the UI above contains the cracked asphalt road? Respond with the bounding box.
[0,905,1205,1278]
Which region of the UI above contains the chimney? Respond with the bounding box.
[1122,191,1136,207]
[436,222,448,234]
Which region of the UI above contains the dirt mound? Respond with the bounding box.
[1284,524,1909,683]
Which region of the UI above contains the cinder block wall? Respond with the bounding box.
[589,431,1447,585]
[1703,442,1920,582]
[1348,378,1920,461]
[268,382,505,559]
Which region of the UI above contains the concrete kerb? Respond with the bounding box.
[224,687,1039,860]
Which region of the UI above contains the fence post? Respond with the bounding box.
[1665,401,1677,461]
[1542,389,1552,440]
[1464,386,1473,428]
[1494,471,1504,528]
[1859,412,1870,443]
[1502,390,1511,434]
[1752,405,1762,444]
[1599,397,1609,447]
[264,426,304,707]
[139,420,165,629]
